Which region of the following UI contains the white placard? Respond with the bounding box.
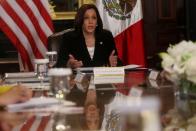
[123,64,140,70]
[5,72,35,78]
[149,80,159,89]
[129,87,143,97]
[7,97,70,112]
[94,75,124,84]
[74,73,85,83]
[76,83,86,92]
[93,67,124,76]
[149,70,159,80]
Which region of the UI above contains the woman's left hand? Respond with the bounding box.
[109,50,117,67]
[0,85,32,105]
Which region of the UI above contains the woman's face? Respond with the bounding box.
[82,8,97,34]
[85,104,100,130]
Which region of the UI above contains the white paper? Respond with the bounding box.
[5,72,35,78]
[74,73,85,83]
[4,77,49,84]
[149,70,159,80]
[123,64,141,70]
[22,83,50,90]
[149,80,159,89]
[76,65,140,73]
[7,97,75,112]
[129,87,143,97]
[76,83,86,92]
[93,67,124,76]
[94,75,124,84]
[16,106,83,114]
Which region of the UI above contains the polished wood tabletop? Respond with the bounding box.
[0,70,195,131]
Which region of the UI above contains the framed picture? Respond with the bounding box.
[49,0,96,20]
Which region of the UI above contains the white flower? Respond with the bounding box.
[160,40,196,84]
[167,41,196,64]
[160,53,175,73]
[185,56,196,84]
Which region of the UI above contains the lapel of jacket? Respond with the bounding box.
[94,32,102,61]
[79,32,92,62]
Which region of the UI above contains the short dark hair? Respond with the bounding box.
[74,4,103,33]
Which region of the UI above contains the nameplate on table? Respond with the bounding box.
[149,70,159,80]
[4,72,35,78]
[93,67,124,76]
[76,83,86,92]
[94,75,124,84]
[74,73,85,83]
[129,87,143,97]
[93,67,124,84]
[149,79,159,89]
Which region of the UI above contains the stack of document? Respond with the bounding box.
[7,97,76,112]
[4,72,35,78]
[4,72,49,84]
[76,64,141,74]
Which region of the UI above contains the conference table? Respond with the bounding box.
[0,69,195,131]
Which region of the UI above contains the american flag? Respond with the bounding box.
[12,115,52,131]
[0,0,53,71]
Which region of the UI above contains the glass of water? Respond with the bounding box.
[34,59,49,89]
[46,51,57,68]
[48,68,72,100]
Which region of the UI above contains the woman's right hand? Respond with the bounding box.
[67,54,83,69]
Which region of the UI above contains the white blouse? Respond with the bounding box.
[87,46,95,59]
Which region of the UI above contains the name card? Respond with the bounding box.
[74,73,85,83]
[94,75,124,84]
[76,83,86,92]
[129,87,143,97]
[149,70,159,80]
[149,79,159,89]
[93,67,124,76]
[88,76,96,89]
[93,67,125,84]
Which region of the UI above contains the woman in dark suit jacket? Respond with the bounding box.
[56,4,122,68]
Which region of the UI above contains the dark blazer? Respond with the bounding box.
[56,29,122,67]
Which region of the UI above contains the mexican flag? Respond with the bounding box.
[96,0,145,66]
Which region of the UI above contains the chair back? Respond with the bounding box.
[48,28,74,52]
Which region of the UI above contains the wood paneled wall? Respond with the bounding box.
[142,0,186,69]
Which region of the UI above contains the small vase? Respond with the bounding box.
[179,79,196,99]
[177,79,196,115]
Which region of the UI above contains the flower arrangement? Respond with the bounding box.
[160,40,196,91]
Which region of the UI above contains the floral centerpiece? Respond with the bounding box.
[160,40,196,94]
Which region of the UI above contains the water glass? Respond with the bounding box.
[48,68,72,100]
[46,51,57,68]
[34,59,49,88]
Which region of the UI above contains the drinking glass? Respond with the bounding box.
[48,68,72,100]
[46,51,57,68]
[34,59,49,89]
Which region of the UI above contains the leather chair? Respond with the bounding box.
[47,28,74,52]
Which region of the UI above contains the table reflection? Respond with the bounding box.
[0,111,34,131]
[0,70,195,130]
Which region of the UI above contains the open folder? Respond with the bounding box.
[75,64,141,73]
[4,72,36,78]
